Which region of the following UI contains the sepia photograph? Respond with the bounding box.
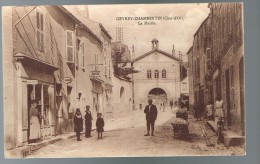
[2,2,245,158]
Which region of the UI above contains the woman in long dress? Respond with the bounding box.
[29,99,41,142]
[215,96,224,118]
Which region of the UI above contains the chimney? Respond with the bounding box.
[172,44,175,56]
[63,5,89,19]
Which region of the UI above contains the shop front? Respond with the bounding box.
[91,77,104,120]
[14,53,57,145]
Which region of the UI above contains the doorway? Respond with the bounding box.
[239,57,245,135]
[147,88,167,108]
[225,66,234,126]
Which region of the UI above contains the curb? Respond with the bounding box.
[5,133,79,158]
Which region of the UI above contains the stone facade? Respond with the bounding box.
[132,39,181,109]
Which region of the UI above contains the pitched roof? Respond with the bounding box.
[182,62,188,69]
[186,46,193,54]
[131,49,181,63]
[58,6,103,44]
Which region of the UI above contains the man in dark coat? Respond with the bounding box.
[85,106,93,138]
[74,108,83,141]
[144,99,158,136]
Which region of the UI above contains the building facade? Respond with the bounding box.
[3,5,113,150]
[188,3,244,137]
[187,46,195,107]
[131,39,181,110]
[191,15,212,113]
[208,3,244,135]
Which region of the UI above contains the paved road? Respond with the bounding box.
[27,108,245,158]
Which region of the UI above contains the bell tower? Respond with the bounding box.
[151,38,159,50]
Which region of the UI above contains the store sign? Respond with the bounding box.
[91,71,100,77]
[27,80,38,85]
[63,77,72,84]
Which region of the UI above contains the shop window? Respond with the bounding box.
[147,70,152,79]
[36,10,44,51]
[66,30,74,63]
[182,82,187,91]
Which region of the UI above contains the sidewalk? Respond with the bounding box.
[206,120,245,146]
[5,107,176,158]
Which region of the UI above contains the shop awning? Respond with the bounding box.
[14,53,58,71]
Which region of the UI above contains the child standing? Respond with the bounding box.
[96,113,104,139]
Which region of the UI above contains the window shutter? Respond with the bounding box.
[81,42,85,68]
[36,11,44,51]
[66,30,74,63]
[206,48,211,70]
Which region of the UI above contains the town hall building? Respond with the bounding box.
[131,39,181,110]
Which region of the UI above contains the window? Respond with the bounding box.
[197,59,200,78]
[108,60,111,78]
[104,50,107,77]
[206,48,211,70]
[155,70,159,79]
[120,87,125,102]
[80,42,85,68]
[147,70,152,79]
[162,69,166,78]
[182,82,187,91]
[75,38,80,66]
[66,30,74,63]
[36,10,44,51]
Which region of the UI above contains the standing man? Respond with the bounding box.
[85,105,93,138]
[144,99,158,136]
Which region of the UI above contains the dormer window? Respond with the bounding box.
[36,10,44,51]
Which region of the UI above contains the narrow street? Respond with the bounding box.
[27,108,244,158]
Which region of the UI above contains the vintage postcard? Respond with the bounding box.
[2,2,245,158]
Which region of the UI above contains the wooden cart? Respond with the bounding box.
[171,123,189,140]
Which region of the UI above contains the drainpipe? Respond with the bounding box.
[74,24,79,112]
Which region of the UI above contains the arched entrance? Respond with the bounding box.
[147,88,167,108]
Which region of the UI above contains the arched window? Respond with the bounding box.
[162,69,166,78]
[155,70,159,79]
[147,70,152,79]
[120,87,125,102]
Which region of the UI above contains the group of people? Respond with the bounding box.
[193,96,224,122]
[73,106,104,141]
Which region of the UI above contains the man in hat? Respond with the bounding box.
[84,105,93,138]
[144,99,158,136]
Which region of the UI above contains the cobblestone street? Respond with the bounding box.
[27,108,245,158]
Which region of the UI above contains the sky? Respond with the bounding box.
[88,3,210,62]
